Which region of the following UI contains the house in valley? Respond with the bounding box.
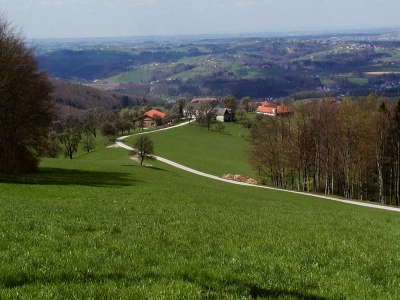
[256,102,292,116]
[133,109,166,128]
[183,97,221,118]
[187,97,220,110]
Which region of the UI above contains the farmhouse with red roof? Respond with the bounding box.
[133,109,166,128]
[256,102,292,116]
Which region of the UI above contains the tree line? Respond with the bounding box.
[248,94,400,205]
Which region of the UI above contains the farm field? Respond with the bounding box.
[1,125,400,299]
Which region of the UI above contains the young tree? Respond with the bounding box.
[81,130,96,153]
[58,127,82,159]
[0,14,54,174]
[131,134,155,166]
[197,102,216,130]
[100,122,118,144]
[221,95,238,121]
[185,105,196,123]
[174,98,186,117]
[215,121,225,134]
[240,96,250,112]
[45,131,62,158]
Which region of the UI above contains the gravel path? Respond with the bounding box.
[114,123,400,213]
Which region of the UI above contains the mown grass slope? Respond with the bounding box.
[124,122,253,177]
[1,126,400,299]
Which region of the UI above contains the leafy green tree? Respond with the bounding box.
[81,130,95,153]
[221,95,238,121]
[0,14,54,174]
[82,121,98,138]
[45,131,62,158]
[58,127,82,159]
[131,134,155,166]
[100,122,118,143]
[240,96,250,112]
[174,98,186,117]
[236,108,247,120]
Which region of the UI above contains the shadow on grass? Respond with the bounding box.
[180,272,328,300]
[2,272,327,299]
[0,167,138,187]
[2,271,130,289]
[248,285,327,300]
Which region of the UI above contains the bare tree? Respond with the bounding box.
[185,105,196,123]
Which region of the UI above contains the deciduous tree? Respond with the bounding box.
[0,15,54,174]
[131,134,155,166]
[100,122,118,143]
[58,127,82,159]
[221,95,238,121]
[215,121,225,134]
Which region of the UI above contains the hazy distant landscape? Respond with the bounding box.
[3,1,400,295]
[37,29,400,103]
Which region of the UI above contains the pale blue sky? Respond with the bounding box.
[2,0,400,39]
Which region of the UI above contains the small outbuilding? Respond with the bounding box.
[215,108,232,122]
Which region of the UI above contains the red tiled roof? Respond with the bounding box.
[144,109,166,119]
[260,102,278,108]
[277,106,292,114]
[257,106,276,114]
[257,105,292,115]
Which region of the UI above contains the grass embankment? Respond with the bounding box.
[1,125,400,299]
[125,122,253,177]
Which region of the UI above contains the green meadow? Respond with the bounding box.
[125,122,253,177]
[1,124,400,299]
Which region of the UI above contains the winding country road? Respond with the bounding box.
[114,122,400,213]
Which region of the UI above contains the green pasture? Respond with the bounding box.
[107,69,152,83]
[125,122,253,177]
[1,125,400,299]
[320,77,334,85]
[347,76,368,85]
[229,65,284,79]
[377,49,400,59]
[171,65,216,81]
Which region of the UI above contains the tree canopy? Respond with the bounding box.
[131,134,155,166]
[0,15,54,174]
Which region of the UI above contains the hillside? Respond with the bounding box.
[1,127,400,298]
[50,80,163,118]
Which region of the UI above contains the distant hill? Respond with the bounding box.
[39,50,133,81]
[50,80,162,118]
[38,48,202,82]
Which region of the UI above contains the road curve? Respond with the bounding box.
[114,124,400,213]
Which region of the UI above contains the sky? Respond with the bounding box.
[2,0,400,39]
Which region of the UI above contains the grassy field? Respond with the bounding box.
[125,122,253,177]
[1,125,400,299]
